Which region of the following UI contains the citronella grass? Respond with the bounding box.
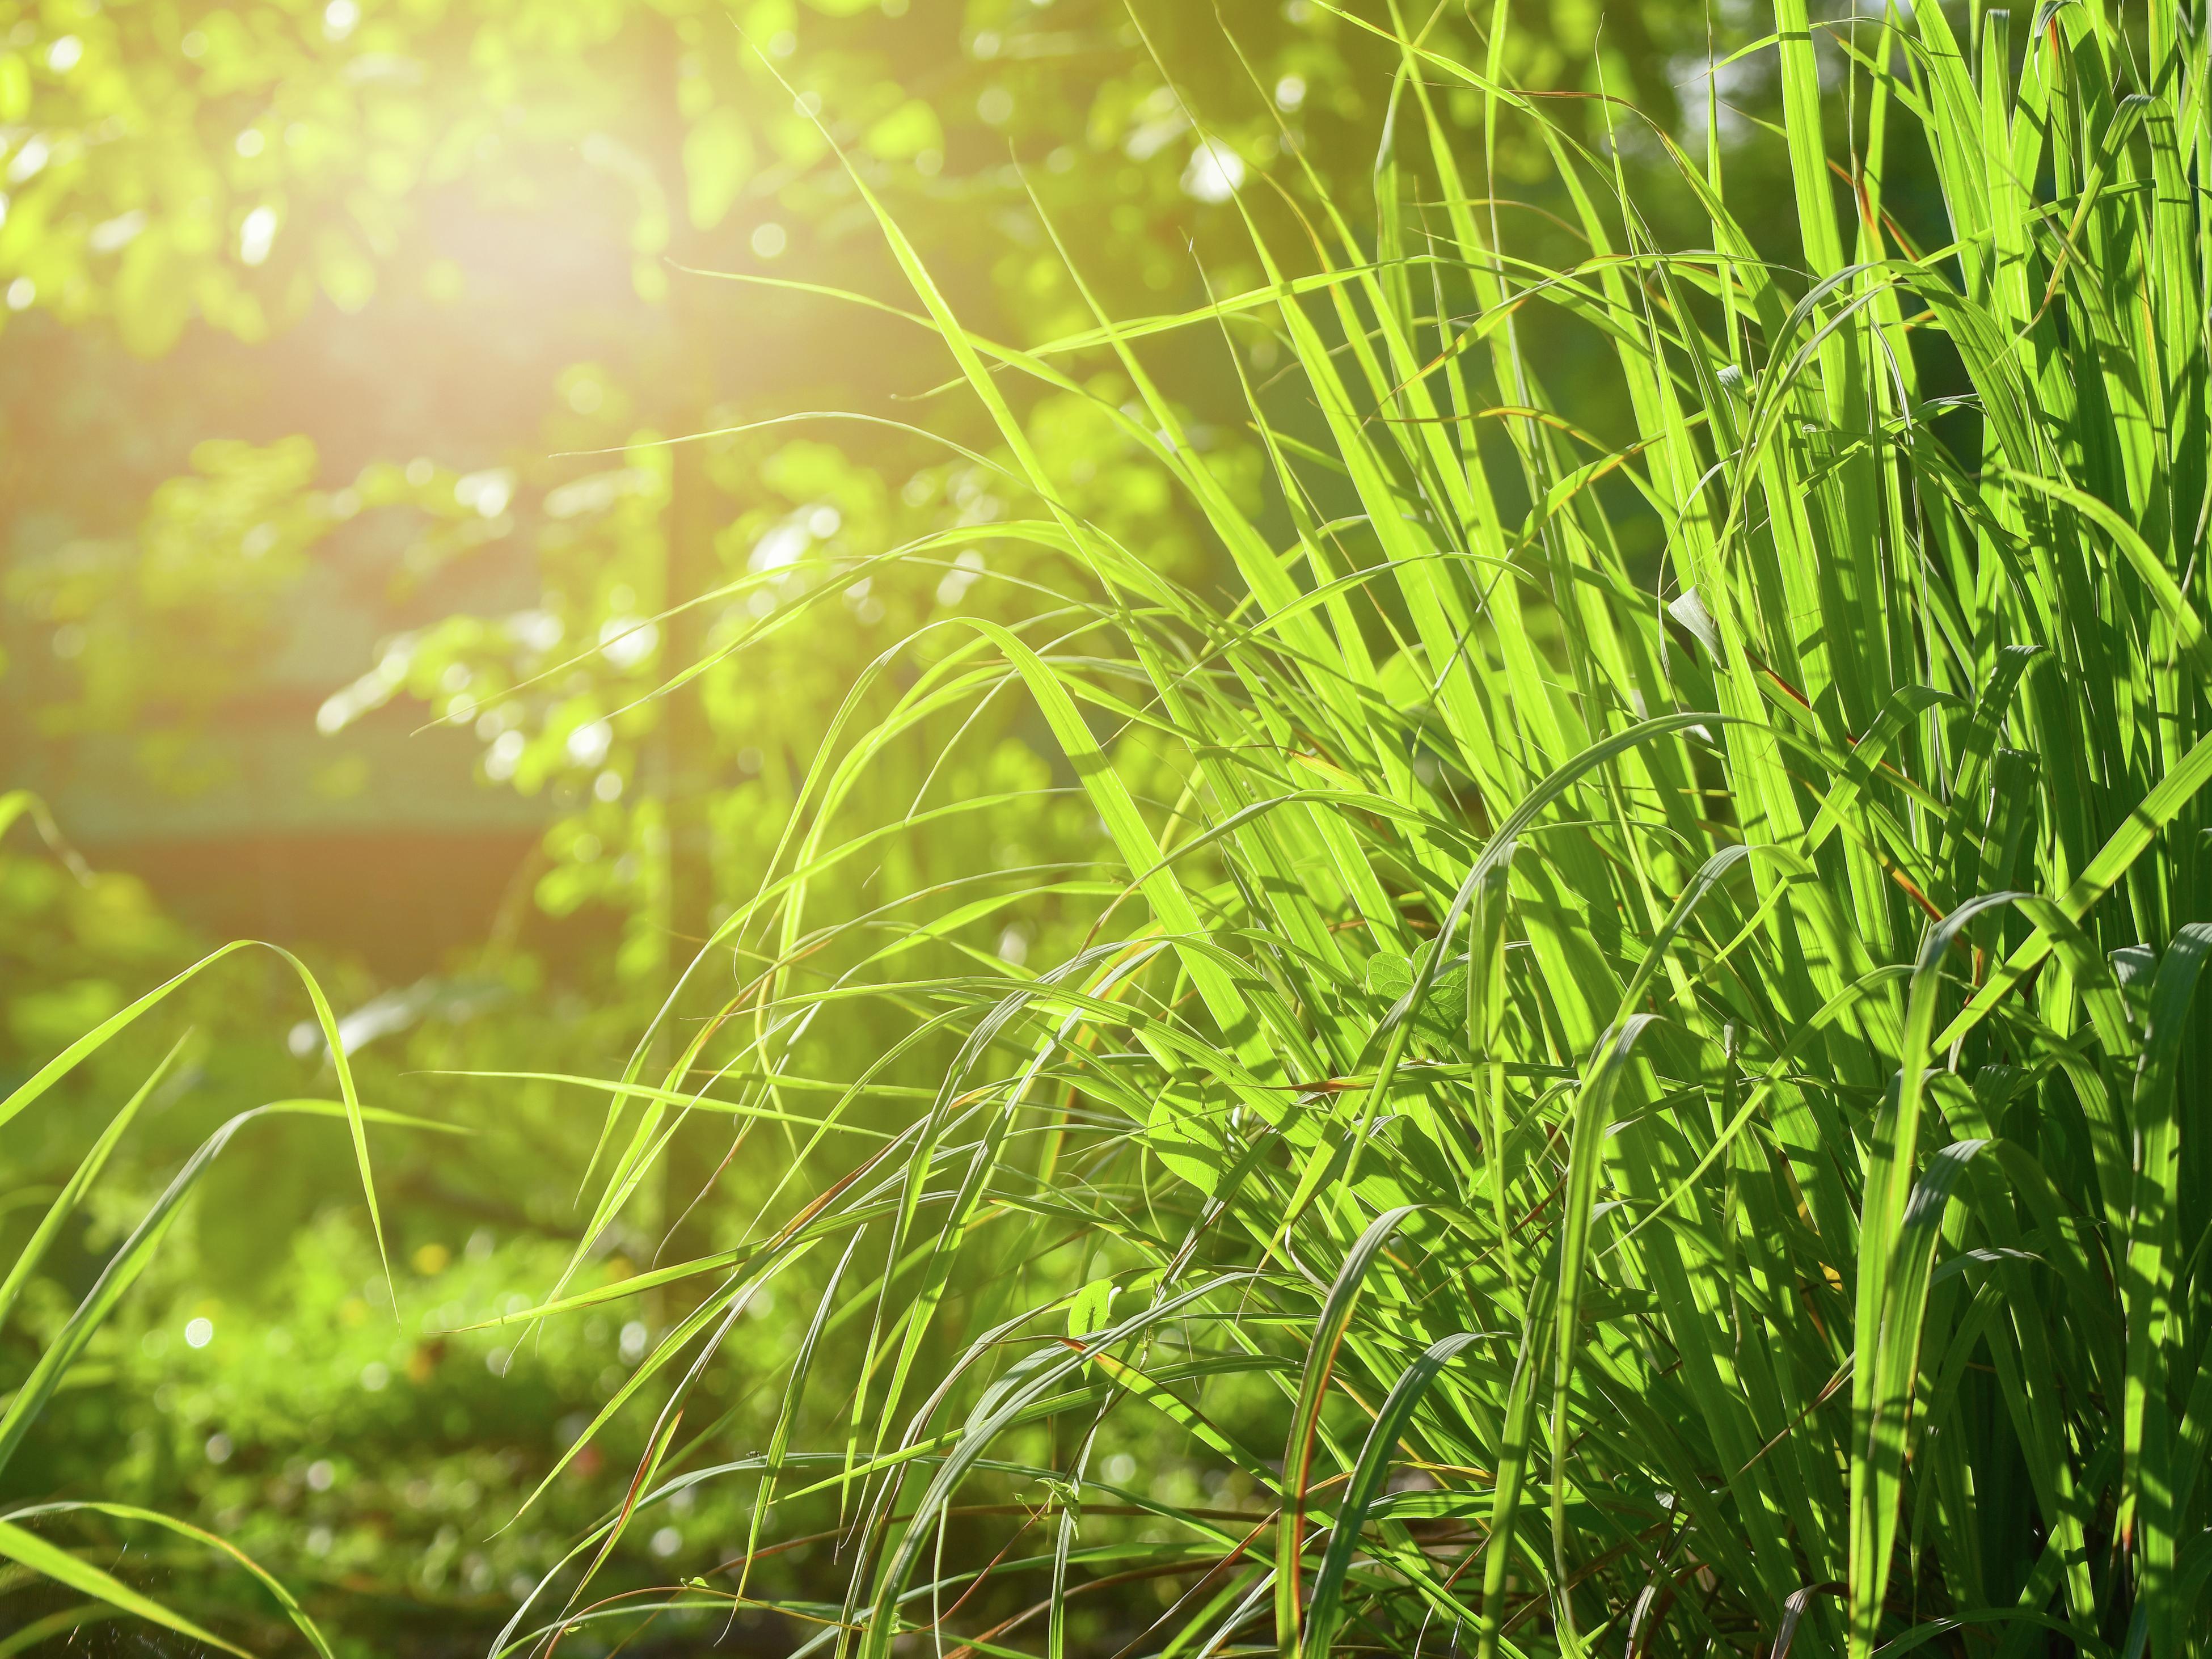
[609,3,2209,1651]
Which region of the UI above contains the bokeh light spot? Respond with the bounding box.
[240,205,278,266]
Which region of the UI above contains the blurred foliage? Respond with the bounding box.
[0,0,1810,1649]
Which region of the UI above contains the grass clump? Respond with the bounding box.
[10,1,2212,1654]
[647,3,2212,1652]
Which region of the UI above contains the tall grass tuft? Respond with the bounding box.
[10,0,2212,1654]
[592,2,2209,1652]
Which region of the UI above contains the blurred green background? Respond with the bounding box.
[0,0,1826,1650]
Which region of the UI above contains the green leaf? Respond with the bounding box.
[0,1520,250,1658]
